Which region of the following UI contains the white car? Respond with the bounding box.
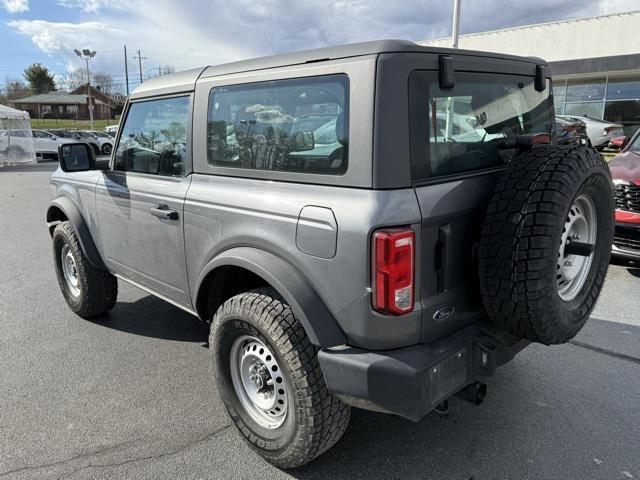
[84,131,115,155]
[104,125,118,136]
[557,115,623,149]
[32,129,74,158]
[0,129,37,164]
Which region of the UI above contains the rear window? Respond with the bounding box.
[207,74,349,175]
[410,71,553,180]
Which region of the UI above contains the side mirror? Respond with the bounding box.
[58,143,96,172]
[291,131,315,152]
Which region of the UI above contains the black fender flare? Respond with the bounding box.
[196,247,347,348]
[46,197,106,270]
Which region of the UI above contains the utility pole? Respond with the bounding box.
[451,0,461,48]
[74,48,96,130]
[124,45,129,95]
[133,50,147,84]
[158,65,162,77]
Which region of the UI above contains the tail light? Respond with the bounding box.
[372,227,415,315]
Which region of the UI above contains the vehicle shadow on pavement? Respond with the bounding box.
[90,294,210,343]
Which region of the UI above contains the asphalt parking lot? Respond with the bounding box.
[1,162,639,480]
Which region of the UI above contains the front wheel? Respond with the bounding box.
[102,143,112,155]
[210,288,350,468]
[52,221,118,318]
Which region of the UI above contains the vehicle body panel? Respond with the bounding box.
[95,170,193,307]
[610,135,640,259]
[48,40,551,353]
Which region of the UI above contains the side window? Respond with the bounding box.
[114,95,190,177]
[207,74,349,175]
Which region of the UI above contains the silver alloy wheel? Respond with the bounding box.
[61,244,81,297]
[557,194,597,301]
[229,335,288,429]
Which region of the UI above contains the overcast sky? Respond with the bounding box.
[0,0,638,92]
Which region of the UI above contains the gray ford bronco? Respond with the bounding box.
[47,40,614,468]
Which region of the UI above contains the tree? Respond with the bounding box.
[2,78,30,102]
[92,72,116,95]
[23,63,56,94]
[59,69,85,91]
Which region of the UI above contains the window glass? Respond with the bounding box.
[565,77,606,102]
[553,80,566,104]
[604,100,640,136]
[606,77,640,101]
[207,75,348,175]
[114,96,189,176]
[564,102,603,119]
[410,72,553,179]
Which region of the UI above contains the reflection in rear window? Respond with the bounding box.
[207,75,349,175]
[410,72,553,180]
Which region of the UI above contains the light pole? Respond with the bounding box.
[451,0,461,48]
[74,48,97,130]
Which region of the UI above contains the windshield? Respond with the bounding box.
[410,71,553,179]
[626,133,640,152]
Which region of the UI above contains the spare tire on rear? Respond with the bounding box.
[479,146,614,345]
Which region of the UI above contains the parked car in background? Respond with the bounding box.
[0,129,35,163]
[32,129,75,159]
[554,116,588,146]
[47,130,101,156]
[609,128,640,261]
[80,131,113,155]
[558,115,623,150]
[0,129,75,161]
[104,125,118,137]
[608,135,628,151]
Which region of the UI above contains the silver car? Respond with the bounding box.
[46,40,614,468]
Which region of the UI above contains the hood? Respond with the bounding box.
[609,150,640,184]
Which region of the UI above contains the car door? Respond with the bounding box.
[33,130,56,154]
[95,94,193,308]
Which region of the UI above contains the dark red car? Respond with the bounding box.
[609,129,640,260]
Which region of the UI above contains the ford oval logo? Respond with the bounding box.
[433,306,455,321]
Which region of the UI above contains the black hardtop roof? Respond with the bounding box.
[130,39,546,98]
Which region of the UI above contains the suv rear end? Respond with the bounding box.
[320,49,554,418]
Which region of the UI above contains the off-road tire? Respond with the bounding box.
[480,146,614,344]
[210,287,350,468]
[52,221,117,318]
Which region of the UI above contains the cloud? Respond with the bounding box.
[7,19,127,53]
[56,0,126,13]
[5,0,638,93]
[1,0,28,13]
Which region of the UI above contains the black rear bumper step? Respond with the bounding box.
[318,324,529,422]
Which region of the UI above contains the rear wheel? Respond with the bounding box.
[52,221,118,318]
[480,146,614,344]
[210,287,350,468]
[102,143,112,155]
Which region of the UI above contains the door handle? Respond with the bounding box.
[150,205,179,220]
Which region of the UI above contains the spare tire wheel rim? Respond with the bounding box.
[229,335,288,429]
[557,194,597,301]
[61,244,81,297]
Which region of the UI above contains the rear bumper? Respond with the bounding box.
[318,323,529,422]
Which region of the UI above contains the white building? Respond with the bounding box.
[421,10,640,135]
